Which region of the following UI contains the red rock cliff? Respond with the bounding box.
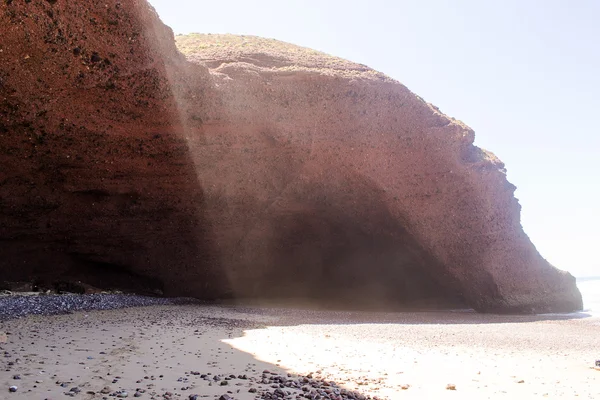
[0,1,581,312]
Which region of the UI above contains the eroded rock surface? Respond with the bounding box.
[0,0,224,297]
[0,1,581,312]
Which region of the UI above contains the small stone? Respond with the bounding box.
[517,379,525,384]
[100,387,111,394]
[219,395,232,400]
[9,386,18,392]
[400,384,410,390]
[12,375,20,380]
[220,380,228,386]
[248,388,257,393]
[134,392,142,397]
[446,383,457,390]
[90,52,102,63]
[118,390,129,398]
[189,395,198,400]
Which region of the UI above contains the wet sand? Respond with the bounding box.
[1,304,598,399]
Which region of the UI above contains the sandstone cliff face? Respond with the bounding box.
[0,1,581,312]
[0,0,224,296]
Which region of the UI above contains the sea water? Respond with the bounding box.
[577,277,600,314]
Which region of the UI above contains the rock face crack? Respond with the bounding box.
[0,3,581,313]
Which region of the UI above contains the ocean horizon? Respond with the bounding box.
[576,276,600,314]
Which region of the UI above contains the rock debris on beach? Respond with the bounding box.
[0,293,202,321]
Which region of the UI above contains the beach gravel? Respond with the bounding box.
[0,293,201,321]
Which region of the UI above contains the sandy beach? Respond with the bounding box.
[1,303,599,400]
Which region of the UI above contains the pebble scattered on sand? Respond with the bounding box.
[1,297,598,399]
[0,300,390,400]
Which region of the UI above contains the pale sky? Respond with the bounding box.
[149,0,599,278]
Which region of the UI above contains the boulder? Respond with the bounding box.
[0,1,581,312]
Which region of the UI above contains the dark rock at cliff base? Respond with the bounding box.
[0,282,33,293]
[0,1,582,313]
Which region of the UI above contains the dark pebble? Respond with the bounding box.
[90,53,102,63]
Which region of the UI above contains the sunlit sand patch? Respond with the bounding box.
[225,316,600,399]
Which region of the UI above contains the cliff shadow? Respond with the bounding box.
[219,161,473,312]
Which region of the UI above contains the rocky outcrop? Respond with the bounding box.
[0,1,581,312]
[0,0,224,297]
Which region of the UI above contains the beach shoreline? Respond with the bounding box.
[1,302,598,400]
